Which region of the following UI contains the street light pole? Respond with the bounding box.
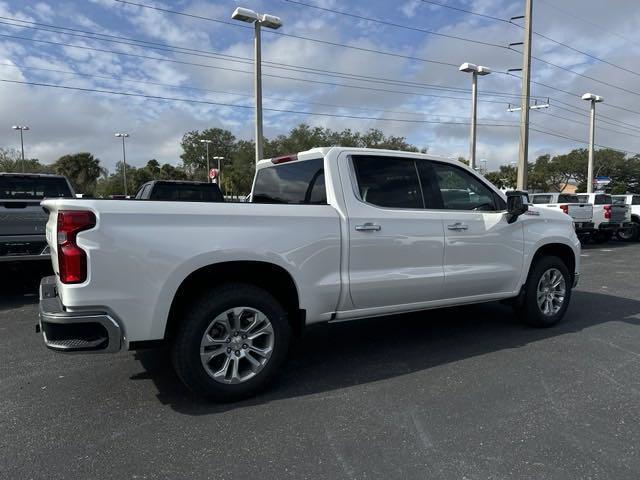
[582,93,604,194]
[213,156,224,186]
[459,63,491,171]
[200,139,213,182]
[232,7,282,164]
[114,133,130,196]
[12,125,29,172]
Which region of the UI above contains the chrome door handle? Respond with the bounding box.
[355,223,381,232]
[447,222,468,231]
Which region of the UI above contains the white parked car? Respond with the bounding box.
[612,195,640,241]
[529,193,594,241]
[577,193,634,243]
[37,147,581,400]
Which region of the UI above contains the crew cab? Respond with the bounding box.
[612,194,640,241]
[577,193,633,243]
[1,173,74,262]
[529,193,594,240]
[134,180,224,202]
[37,148,580,401]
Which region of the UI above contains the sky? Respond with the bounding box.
[0,0,639,172]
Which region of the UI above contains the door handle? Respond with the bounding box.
[447,222,469,231]
[355,223,381,232]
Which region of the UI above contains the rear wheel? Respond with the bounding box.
[518,256,571,328]
[616,224,639,242]
[172,283,291,401]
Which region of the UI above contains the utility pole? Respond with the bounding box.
[515,0,533,191]
[582,93,604,194]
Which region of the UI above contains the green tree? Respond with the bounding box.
[0,148,50,173]
[52,153,105,194]
[180,128,236,179]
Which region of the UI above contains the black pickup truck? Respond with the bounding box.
[0,173,75,262]
[134,180,224,202]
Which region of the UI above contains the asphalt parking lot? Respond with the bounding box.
[2,243,640,480]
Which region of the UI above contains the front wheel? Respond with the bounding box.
[172,283,291,401]
[518,256,572,328]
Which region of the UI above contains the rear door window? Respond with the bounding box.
[351,155,424,209]
[252,158,326,204]
[594,194,611,205]
[612,196,627,205]
[633,196,640,205]
[150,183,223,202]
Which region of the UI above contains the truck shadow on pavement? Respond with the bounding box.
[133,289,640,415]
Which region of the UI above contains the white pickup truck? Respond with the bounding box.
[38,147,580,400]
[612,194,640,241]
[577,193,634,243]
[529,192,594,241]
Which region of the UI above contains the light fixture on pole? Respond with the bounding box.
[200,139,213,182]
[12,125,30,172]
[581,93,604,194]
[114,133,130,196]
[231,7,282,164]
[459,63,491,171]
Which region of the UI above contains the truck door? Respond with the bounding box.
[421,161,524,299]
[340,153,445,310]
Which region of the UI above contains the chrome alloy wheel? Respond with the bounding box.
[536,268,566,316]
[200,307,275,384]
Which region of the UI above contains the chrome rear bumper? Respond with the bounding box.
[38,276,122,353]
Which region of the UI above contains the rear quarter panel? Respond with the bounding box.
[43,199,341,342]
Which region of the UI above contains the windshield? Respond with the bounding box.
[0,176,72,200]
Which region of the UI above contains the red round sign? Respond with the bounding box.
[209,168,218,179]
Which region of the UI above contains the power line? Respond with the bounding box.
[537,0,640,50]
[0,62,521,124]
[419,0,510,23]
[284,0,509,49]
[535,109,640,139]
[530,124,640,156]
[0,78,520,127]
[0,33,516,105]
[112,0,462,69]
[0,16,535,101]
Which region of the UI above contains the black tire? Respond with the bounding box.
[592,231,611,244]
[517,256,572,328]
[616,224,639,242]
[172,283,291,401]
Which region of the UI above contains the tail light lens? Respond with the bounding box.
[559,204,569,214]
[57,210,96,284]
[604,205,612,219]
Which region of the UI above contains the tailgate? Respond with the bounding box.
[0,200,47,236]
[611,205,629,223]
[567,203,593,221]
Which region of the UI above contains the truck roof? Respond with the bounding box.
[0,172,66,178]
[256,146,457,169]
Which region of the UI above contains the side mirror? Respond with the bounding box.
[506,191,529,224]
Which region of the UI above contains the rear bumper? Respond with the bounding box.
[574,222,595,234]
[38,276,122,353]
[598,222,622,230]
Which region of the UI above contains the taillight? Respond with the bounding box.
[559,204,569,214]
[604,205,612,219]
[57,210,96,284]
